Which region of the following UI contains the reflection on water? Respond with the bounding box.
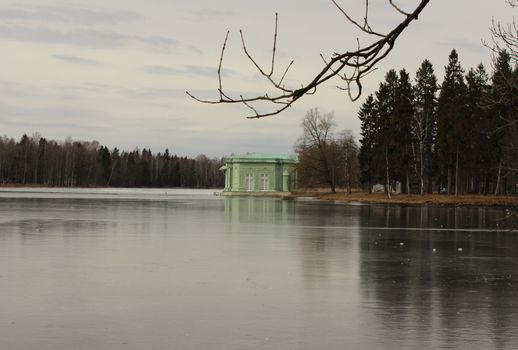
[225,197,294,224]
[1,189,518,349]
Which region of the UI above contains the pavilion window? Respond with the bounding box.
[260,173,269,191]
[245,174,254,191]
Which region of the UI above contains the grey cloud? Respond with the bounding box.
[144,36,178,47]
[0,99,96,136]
[187,9,238,20]
[0,80,23,93]
[53,54,101,65]
[119,86,235,101]
[434,39,486,54]
[0,24,182,51]
[141,65,236,78]
[0,24,127,48]
[0,5,141,25]
[0,81,109,101]
[0,101,96,119]
[141,66,179,75]
[120,87,187,100]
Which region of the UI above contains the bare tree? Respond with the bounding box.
[487,0,518,63]
[411,106,427,195]
[296,109,339,193]
[484,1,518,194]
[187,0,430,118]
[338,130,360,194]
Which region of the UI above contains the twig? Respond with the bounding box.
[331,0,384,37]
[389,1,411,16]
[187,0,431,118]
[218,31,230,100]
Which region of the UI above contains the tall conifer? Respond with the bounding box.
[437,49,468,195]
[413,59,438,194]
[358,94,378,192]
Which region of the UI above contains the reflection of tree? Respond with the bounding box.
[293,202,362,290]
[358,205,518,348]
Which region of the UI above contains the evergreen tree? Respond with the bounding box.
[110,148,121,186]
[490,50,518,194]
[358,94,378,192]
[437,49,468,195]
[413,59,438,194]
[465,64,493,193]
[375,69,399,196]
[99,146,112,185]
[391,69,414,193]
[37,138,48,185]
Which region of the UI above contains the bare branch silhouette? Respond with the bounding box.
[483,1,518,63]
[389,1,411,16]
[187,0,431,118]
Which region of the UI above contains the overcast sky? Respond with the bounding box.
[0,0,514,157]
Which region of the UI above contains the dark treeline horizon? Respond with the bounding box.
[0,133,224,188]
[358,49,518,195]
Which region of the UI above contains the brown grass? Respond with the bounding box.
[294,190,518,207]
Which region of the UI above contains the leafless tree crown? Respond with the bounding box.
[484,0,518,64]
[187,0,430,119]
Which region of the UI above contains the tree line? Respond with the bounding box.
[294,49,518,196]
[0,134,224,188]
[358,49,518,195]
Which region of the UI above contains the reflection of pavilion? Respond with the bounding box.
[224,196,293,224]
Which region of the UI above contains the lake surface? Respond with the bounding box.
[1,188,518,350]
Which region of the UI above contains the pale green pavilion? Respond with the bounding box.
[220,153,298,195]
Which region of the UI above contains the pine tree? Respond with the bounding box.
[465,64,493,193]
[392,69,414,193]
[99,146,112,185]
[437,49,468,195]
[413,59,438,194]
[491,50,518,194]
[375,70,399,197]
[358,94,378,192]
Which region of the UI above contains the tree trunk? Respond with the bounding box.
[495,161,502,196]
[346,163,352,194]
[385,146,391,199]
[420,147,425,195]
[447,166,452,195]
[329,179,336,193]
[454,147,459,196]
[406,171,410,194]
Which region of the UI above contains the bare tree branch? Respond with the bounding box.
[389,1,411,16]
[187,0,431,119]
[331,0,384,37]
[270,12,278,77]
[483,12,518,64]
[218,30,230,100]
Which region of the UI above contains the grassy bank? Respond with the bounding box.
[294,191,518,207]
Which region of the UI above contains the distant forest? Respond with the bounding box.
[0,134,224,188]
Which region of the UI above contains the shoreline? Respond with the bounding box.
[293,191,518,207]
[2,185,518,207]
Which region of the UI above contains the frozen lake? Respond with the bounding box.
[1,188,518,349]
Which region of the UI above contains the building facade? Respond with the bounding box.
[220,153,298,194]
